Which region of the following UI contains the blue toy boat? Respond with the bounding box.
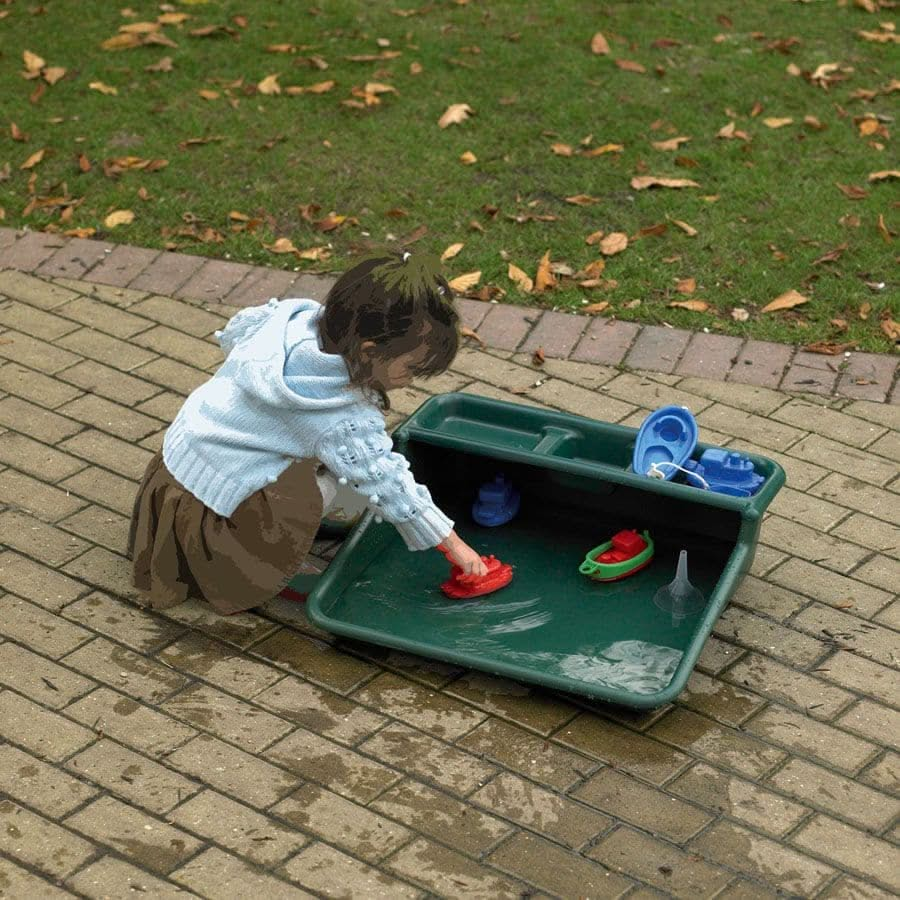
[683,449,764,497]
[472,475,521,526]
[632,406,698,481]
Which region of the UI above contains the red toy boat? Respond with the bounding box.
[437,544,513,600]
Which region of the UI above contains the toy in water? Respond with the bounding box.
[653,550,706,624]
[579,529,655,582]
[633,406,698,481]
[472,474,520,527]
[682,448,764,497]
[437,543,513,600]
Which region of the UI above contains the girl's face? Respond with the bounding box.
[362,340,429,391]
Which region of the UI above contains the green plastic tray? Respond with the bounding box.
[306,393,785,708]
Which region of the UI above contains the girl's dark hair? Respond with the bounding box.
[319,249,460,409]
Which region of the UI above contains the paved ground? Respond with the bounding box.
[0,233,897,899]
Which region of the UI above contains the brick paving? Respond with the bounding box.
[0,232,897,898]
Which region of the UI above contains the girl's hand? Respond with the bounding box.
[441,531,489,577]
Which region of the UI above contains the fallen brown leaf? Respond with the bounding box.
[868,170,899,182]
[103,209,134,228]
[763,117,793,128]
[258,74,281,95]
[580,143,624,156]
[717,121,751,141]
[672,219,698,236]
[441,242,464,261]
[551,143,574,156]
[669,299,710,312]
[10,122,27,142]
[460,325,485,345]
[812,243,848,265]
[448,271,481,292]
[20,148,46,169]
[585,230,604,245]
[859,302,872,320]
[532,347,546,366]
[534,251,556,292]
[146,56,174,72]
[652,136,691,151]
[881,316,900,342]
[803,340,855,355]
[508,263,533,293]
[198,89,219,100]
[89,81,118,95]
[731,307,750,322]
[42,67,66,85]
[877,214,892,243]
[77,153,91,173]
[22,50,45,74]
[634,223,667,239]
[830,318,848,332]
[676,277,696,294]
[600,232,628,256]
[762,289,809,313]
[581,259,606,278]
[565,194,601,205]
[459,150,477,165]
[178,136,225,149]
[616,59,646,73]
[631,175,699,190]
[803,115,825,130]
[438,103,474,128]
[590,32,610,55]
[583,301,610,314]
[836,183,869,199]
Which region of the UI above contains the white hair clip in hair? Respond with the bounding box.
[402,251,411,261]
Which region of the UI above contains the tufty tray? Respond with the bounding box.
[305,393,785,708]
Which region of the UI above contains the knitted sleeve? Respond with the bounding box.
[314,417,454,551]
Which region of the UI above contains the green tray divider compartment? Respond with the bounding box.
[306,393,785,708]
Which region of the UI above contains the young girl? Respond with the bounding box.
[128,249,488,616]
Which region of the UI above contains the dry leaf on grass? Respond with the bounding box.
[859,302,872,320]
[676,277,696,294]
[258,74,281,95]
[877,214,893,243]
[441,242,464,261]
[731,307,750,322]
[599,232,628,255]
[103,209,134,228]
[20,148,46,169]
[459,150,477,165]
[89,81,118,95]
[763,117,793,128]
[811,243,848,265]
[534,251,556,292]
[585,230,604,245]
[868,170,899,182]
[836,183,868,199]
[881,316,900,342]
[631,175,699,190]
[669,299,710,312]
[591,32,610,55]
[761,289,809,313]
[672,219,698,236]
[583,301,610,314]
[22,50,45,74]
[264,237,299,254]
[438,103,473,128]
[652,136,691,151]
[565,194,602,205]
[581,143,623,156]
[616,59,646,73]
[551,143,573,156]
[146,57,174,72]
[448,270,481,292]
[508,263,533,293]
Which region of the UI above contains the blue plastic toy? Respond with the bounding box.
[472,475,520,526]
[632,406,698,481]
[683,449,764,497]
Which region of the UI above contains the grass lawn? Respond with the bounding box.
[1,0,897,351]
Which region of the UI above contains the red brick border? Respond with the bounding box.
[0,228,896,403]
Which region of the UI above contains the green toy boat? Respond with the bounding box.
[579,529,655,582]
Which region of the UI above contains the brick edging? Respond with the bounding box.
[0,227,896,404]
